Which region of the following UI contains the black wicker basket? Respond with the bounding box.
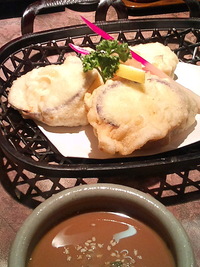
[0,0,200,207]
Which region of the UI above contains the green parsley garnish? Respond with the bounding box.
[81,40,131,83]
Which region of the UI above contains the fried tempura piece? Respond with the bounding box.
[8,56,102,127]
[130,42,179,78]
[85,76,199,155]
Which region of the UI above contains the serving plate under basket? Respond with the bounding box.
[0,1,200,179]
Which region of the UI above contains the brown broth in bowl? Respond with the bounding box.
[28,212,176,267]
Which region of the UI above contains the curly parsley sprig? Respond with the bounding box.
[81,40,131,83]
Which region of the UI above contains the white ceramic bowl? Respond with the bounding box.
[8,183,195,267]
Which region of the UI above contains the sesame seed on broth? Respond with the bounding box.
[28,212,176,267]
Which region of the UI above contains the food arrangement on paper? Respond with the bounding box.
[8,19,200,159]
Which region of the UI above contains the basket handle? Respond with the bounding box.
[21,0,200,35]
[21,0,97,35]
[95,0,128,22]
[21,0,127,35]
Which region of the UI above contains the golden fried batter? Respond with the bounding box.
[8,56,101,127]
[130,42,179,78]
[85,76,199,155]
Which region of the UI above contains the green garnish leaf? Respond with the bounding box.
[81,40,131,83]
[96,40,131,62]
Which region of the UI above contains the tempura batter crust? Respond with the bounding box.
[8,56,101,127]
[130,42,179,78]
[85,76,199,155]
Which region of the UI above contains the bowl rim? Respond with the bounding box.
[8,183,195,267]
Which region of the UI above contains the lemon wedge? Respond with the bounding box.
[116,64,145,83]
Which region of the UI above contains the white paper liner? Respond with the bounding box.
[37,62,200,158]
